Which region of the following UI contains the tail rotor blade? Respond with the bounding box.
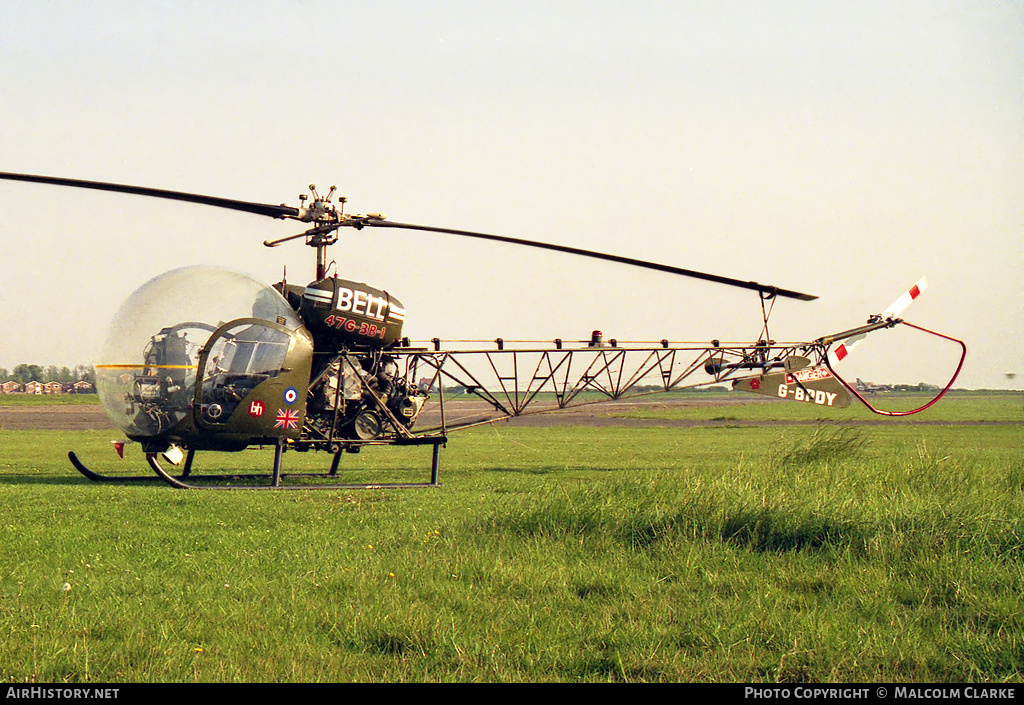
[831,277,928,363]
[881,276,927,319]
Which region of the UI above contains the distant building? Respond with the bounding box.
[43,381,64,394]
[71,380,95,394]
[1,381,22,394]
[23,381,44,395]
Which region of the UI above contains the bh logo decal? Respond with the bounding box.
[283,387,298,405]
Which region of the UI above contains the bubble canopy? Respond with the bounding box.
[96,266,303,438]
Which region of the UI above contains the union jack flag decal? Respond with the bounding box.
[274,409,300,430]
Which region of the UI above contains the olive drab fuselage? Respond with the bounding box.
[129,325,315,453]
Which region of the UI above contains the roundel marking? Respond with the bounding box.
[283,387,299,405]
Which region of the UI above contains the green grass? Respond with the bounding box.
[0,394,99,406]
[0,394,1021,682]
[606,390,1024,423]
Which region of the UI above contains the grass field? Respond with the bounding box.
[0,393,1021,682]
[0,394,99,406]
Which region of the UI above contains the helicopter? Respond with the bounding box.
[0,171,967,490]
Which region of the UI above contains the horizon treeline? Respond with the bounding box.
[0,364,95,385]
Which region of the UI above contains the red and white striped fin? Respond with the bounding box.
[831,277,928,364]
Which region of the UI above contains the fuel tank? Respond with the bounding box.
[282,277,406,349]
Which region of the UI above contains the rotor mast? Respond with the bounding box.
[262,184,352,280]
[303,185,344,280]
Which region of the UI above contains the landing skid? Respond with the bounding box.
[68,437,445,490]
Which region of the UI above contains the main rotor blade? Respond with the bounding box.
[366,220,818,301]
[0,171,299,219]
[0,171,817,300]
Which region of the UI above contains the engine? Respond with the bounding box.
[273,275,428,447]
[304,353,427,444]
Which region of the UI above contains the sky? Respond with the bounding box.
[0,0,1021,389]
